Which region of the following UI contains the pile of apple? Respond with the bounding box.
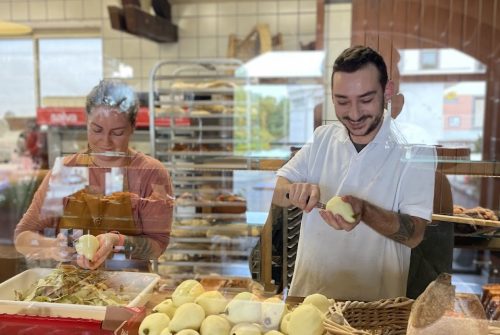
[139,279,331,335]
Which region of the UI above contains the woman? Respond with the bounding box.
[14,79,174,270]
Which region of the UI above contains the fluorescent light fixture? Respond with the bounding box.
[0,21,32,36]
[236,51,325,78]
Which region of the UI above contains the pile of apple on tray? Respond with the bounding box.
[140,279,332,335]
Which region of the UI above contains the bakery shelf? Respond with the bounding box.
[158,87,238,95]
[174,213,247,220]
[158,260,251,268]
[433,214,500,228]
[171,236,258,245]
[149,58,265,281]
[172,176,240,183]
[157,151,238,157]
[154,111,246,119]
[156,138,246,145]
[154,74,248,81]
[165,248,252,257]
[159,125,242,132]
[437,161,500,177]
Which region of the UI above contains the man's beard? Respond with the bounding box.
[342,101,384,138]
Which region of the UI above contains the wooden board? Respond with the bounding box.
[432,214,500,228]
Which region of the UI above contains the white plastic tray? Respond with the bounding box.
[0,267,160,320]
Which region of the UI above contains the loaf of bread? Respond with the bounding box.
[407,274,488,335]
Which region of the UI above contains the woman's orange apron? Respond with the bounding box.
[58,154,139,237]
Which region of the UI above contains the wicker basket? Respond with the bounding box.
[324,297,414,335]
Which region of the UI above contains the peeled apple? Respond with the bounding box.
[261,297,287,331]
[169,302,205,332]
[74,234,99,261]
[264,331,285,335]
[159,329,172,335]
[152,299,177,319]
[302,293,331,315]
[279,313,291,334]
[172,279,205,306]
[199,314,231,335]
[176,330,200,335]
[225,291,262,324]
[194,290,228,315]
[229,323,262,335]
[325,196,356,223]
[287,304,324,335]
[139,312,170,335]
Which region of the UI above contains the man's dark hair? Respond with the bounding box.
[331,45,388,91]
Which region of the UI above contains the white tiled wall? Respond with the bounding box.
[2,0,351,120]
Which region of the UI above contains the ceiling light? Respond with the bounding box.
[0,21,32,36]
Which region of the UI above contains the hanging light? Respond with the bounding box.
[0,21,32,36]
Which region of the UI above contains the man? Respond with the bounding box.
[273,46,436,301]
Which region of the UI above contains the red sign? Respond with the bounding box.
[37,107,190,128]
[37,107,86,126]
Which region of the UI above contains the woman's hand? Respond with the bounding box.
[319,195,363,231]
[76,233,119,270]
[288,183,321,213]
[43,232,75,262]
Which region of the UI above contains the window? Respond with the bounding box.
[420,49,439,69]
[448,116,461,128]
[39,38,103,103]
[473,97,485,129]
[0,40,35,117]
[0,37,102,116]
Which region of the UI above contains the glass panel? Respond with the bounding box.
[0,39,35,117]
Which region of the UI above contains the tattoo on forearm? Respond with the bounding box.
[124,236,154,259]
[389,214,415,243]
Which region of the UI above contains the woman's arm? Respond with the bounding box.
[14,171,73,260]
[128,163,174,259]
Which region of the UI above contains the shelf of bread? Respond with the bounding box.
[158,125,241,132]
[437,161,500,177]
[433,214,500,228]
[156,138,246,145]
[165,158,286,171]
[435,205,500,228]
[155,110,244,119]
[158,150,237,157]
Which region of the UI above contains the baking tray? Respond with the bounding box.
[0,268,159,320]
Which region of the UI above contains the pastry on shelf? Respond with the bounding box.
[212,193,246,214]
[215,193,246,203]
[453,205,498,221]
[171,226,207,238]
[176,218,210,226]
[175,192,196,204]
[156,106,185,116]
[171,80,237,90]
[206,223,259,238]
[197,104,226,113]
[172,143,190,152]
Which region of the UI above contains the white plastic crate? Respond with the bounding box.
[0,268,159,320]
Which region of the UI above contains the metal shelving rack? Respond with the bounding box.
[148,59,262,282]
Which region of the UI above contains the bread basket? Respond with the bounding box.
[324,297,414,335]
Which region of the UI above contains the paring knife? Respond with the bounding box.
[285,193,326,209]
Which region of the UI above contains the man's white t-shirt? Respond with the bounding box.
[277,111,436,301]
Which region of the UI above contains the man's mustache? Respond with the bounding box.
[343,115,371,123]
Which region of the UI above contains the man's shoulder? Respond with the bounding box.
[313,123,346,143]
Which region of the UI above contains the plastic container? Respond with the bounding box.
[0,268,159,320]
